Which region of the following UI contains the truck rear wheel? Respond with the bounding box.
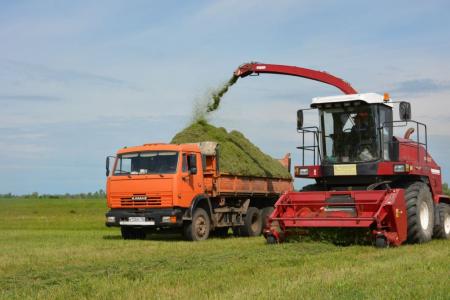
[433,203,450,239]
[240,207,262,237]
[121,227,146,240]
[261,207,274,231]
[183,207,210,241]
[405,182,434,243]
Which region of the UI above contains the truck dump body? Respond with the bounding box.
[209,175,292,197]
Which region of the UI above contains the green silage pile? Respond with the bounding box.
[171,121,291,179]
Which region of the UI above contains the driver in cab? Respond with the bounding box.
[350,111,375,161]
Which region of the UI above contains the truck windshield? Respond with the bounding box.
[114,151,179,175]
[321,104,380,163]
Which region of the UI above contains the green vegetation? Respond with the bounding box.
[1,197,449,299]
[443,183,450,196]
[171,121,291,179]
[206,75,238,112]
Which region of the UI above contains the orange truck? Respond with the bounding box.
[105,142,293,240]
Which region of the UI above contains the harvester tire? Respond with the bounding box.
[375,236,388,248]
[404,182,434,243]
[183,207,210,241]
[266,235,278,244]
[261,207,274,231]
[240,207,262,237]
[433,203,450,239]
[121,227,146,240]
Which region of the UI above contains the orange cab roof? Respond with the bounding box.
[117,143,200,155]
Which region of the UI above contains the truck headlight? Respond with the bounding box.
[107,216,116,223]
[162,216,177,223]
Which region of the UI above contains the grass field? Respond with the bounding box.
[0,198,449,299]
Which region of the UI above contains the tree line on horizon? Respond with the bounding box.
[0,189,106,199]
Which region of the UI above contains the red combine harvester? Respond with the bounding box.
[235,62,450,247]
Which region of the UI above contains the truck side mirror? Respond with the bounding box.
[188,154,197,175]
[106,156,115,177]
[106,156,110,177]
[297,110,304,130]
[399,102,411,121]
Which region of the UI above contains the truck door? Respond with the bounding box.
[179,152,202,207]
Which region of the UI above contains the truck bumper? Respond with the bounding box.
[105,208,184,228]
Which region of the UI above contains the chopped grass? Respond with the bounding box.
[206,75,238,112]
[171,121,291,179]
[0,197,449,299]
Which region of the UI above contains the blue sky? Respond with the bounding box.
[1,0,450,194]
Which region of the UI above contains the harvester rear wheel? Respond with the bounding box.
[433,203,450,239]
[240,207,262,237]
[261,207,274,231]
[404,182,434,243]
[121,227,146,240]
[183,207,210,241]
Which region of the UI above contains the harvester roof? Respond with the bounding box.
[311,93,393,108]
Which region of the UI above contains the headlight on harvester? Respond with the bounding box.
[394,164,410,173]
[106,216,116,223]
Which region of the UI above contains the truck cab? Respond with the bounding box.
[105,143,204,237]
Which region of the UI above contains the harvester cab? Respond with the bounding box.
[234,62,450,247]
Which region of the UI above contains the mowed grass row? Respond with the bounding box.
[0,198,449,299]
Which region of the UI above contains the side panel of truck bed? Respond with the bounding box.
[212,174,292,196]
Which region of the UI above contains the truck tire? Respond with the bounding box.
[261,207,274,231]
[183,207,210,241]
[121,227,146,240]
[240,207,262,237]
[404,182,434,243]
[433,203,450,239]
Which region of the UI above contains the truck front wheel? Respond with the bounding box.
[183,207,210,241]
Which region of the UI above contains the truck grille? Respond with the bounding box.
[120,195,162,207]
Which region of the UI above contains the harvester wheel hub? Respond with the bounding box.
[419,201,430,230]
[444,212,450,235]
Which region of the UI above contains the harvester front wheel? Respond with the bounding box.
[183,207,210,241]
[240,207,262,237]
[433,203,450,239]
[405,182,434,243]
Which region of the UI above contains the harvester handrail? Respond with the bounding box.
[382,120,428,164]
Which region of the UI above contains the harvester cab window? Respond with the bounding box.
[113,151,179,175]
[321,104,380,163]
